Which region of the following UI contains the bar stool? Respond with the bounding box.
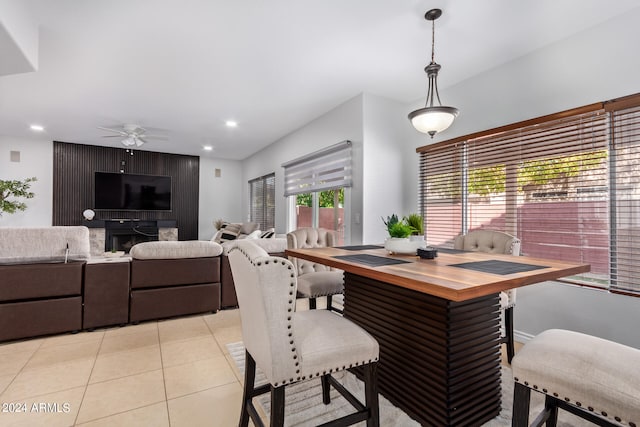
[512,329,640,427]
[228,240,380,427]
[287,227,344,311]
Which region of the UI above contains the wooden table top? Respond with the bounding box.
[285,246,590,302]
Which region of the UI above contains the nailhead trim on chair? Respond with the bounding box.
[228,245,378,388]
[513,376,636,426]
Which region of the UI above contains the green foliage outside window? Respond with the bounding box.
[296,188,344,207]
[433,150,607,197]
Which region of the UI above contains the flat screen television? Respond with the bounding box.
[94,172,172,211]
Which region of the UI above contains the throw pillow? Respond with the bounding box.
[240,222,259,235]
[259,228,275,239]
[246,229,262,239]
[216,223,242,242]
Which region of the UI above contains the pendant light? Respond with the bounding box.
[408,9,459,138]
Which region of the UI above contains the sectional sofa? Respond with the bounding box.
[0,226,286,343]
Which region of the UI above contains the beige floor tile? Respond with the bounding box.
[163,355,237,399]
[1,359,94,402]
[0,374,15,395]
[102,321,158,338]
[0,386,84,427]
[98,329,159,355]
[39,330,104,349]
[161,336,223,367]
[203,308,242,330]
[213,326,244,354]
[0,350,33,377]
[75,402,169,427]
[158,316,213,343]
[0,339,42,356]
[167,382,243,427]
[90,345,162,384]
[23,339,101,371]
[76,369,166,424]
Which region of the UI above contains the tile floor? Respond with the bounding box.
[0,307,519,427]
[0,309,249,427]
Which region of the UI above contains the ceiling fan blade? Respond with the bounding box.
[101,135,122,138]
[97,126,128,136]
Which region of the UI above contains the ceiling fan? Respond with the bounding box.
[97,124,166,147]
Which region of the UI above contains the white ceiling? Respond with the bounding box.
[2,0,639,159]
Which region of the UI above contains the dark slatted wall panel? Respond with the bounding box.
[53,142,199,240]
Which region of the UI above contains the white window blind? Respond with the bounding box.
[420,107,614,291]
[282,140,352,197]
[610,103,640,294]
[249,173,275,230]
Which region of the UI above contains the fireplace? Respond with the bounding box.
[105,220,159,253]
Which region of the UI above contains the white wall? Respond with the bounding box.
[198,156,243,240]
[242,95,364,239]
[401,10,640,348]
[0,135,52,226]
[361,93,411,244]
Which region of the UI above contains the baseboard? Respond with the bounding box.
[514,329,535,344]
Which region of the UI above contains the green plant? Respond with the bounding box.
[404,213,424,235]
[0,177,37,216]
[382,214,416,238]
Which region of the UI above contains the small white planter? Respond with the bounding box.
[384,237,423,255]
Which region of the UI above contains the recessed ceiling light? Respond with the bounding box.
[225,120,238,128]
[203,145,213,151]
[30,124,44,131]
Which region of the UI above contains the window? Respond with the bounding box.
[283,141,352,244]
[418,93,640,295]
[249,173,275,230]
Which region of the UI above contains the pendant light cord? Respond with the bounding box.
[431,18,435,63]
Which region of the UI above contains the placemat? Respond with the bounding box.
[337,245,384,251]
[449,260,549,275]
[435,247,468,254]
[333,254,412,267]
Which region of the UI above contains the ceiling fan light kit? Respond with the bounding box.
[408,8,459,138]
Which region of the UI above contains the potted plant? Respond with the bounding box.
[382,214,420,254]
[404,213,425,242]
[0,177,37,216]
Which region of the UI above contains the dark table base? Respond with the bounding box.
[344,272,502,426]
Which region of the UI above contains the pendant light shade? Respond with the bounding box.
[409,9,459,138]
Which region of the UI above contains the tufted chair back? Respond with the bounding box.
[287,228,339,276]
[453,229,521,256]
[227,240,300,385]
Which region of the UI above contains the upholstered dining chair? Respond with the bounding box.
[228,240,380,427]
[453,229,521,363]
[287,227,344,311]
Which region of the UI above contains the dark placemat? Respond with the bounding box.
[449,260,549,275]
[435,247,468,254]
[333,254,412,267]
[337,245,384,251]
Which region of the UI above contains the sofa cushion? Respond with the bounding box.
[0,226,91,264]
[130,240,223,259]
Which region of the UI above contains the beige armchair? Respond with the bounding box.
[453,229,521,363]
[228,240,380,427]
[287,227,344,311]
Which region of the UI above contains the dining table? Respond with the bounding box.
[284,245,590,427]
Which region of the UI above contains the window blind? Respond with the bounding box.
[282,140,352,197]
[249,173,275,230]
[610,104,640,293]
[420,109,609,289]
